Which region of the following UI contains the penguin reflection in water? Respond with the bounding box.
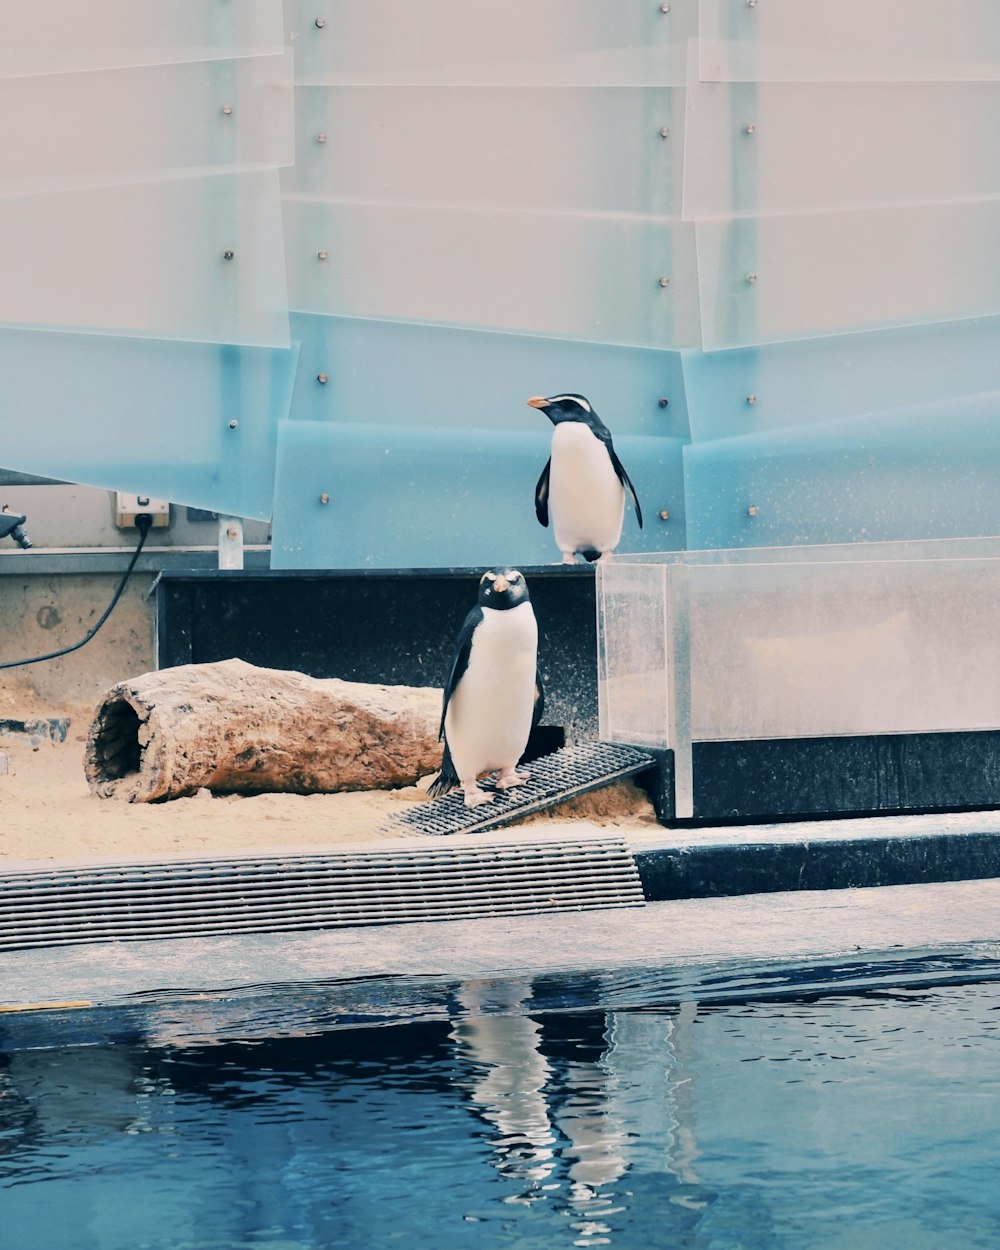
[428,569,544,808]
[529,393,643,563]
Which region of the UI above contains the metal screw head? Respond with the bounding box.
[316,132,328,144]
[659,127,671,139]
[746,393,758,405]
[228,419,239,430]
[747,505,759,517]
[744,122,757,135]
[748,0,758,7]
[746,272,759,284]
[222,103,233,116]
[223,249,235,261]
[226,526,239,540]
[319,493,330,505]
[660,2,671,11]
[658,397,670,408]
[659,276,671,288]
[317,373,329,384]
[317,249,329,261]
[659,509,671,522]
[314,17,327,27]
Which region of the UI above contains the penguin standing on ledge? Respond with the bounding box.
[428,569,544,808]
[529,393,642,563]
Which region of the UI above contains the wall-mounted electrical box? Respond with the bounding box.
[115,492,170,528]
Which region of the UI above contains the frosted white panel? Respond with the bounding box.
[0,0,284,77]
[285,199,699,349]
[286,86,681,217]
[684,79,1000,219]
[289,313,689,440]
[0,326,297,520]
[683,391,1000,550]
[287,0,695,85]
[699,0,1000,82]
[0,172,289,346]
[682,318,1000,443]
[697,203,1000,349]
[0,55,293,197]
[599,539,1000,749]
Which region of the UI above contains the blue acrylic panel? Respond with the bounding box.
[0,0,284,78]
[0,171,289,346]
[697,202,1000,349]
[0,327,298,519]
[286,0,695,86]
[698,0,1000,82]
[284,85,681,218]
[683,390,1000,550]
[0,54,293,196]
[682,317,1000,443]
[287,313,690,442]
[271,421,684,569]
[284,199,699,350]
[683,79,1000,220]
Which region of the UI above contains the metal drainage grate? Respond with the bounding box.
[385,740,659,838]
[0,833,645,952]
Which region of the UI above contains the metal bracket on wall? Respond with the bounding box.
[218,516,244,570]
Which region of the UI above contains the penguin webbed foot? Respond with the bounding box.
[496,768,530,791]
[462,782,497,808]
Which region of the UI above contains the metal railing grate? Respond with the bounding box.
[0,832,645,951]
[385,741,658,837]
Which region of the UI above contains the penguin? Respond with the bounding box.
[529,393,642,563]
[428,568,544,808]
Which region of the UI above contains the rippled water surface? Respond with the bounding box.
[3,979,1000,1249]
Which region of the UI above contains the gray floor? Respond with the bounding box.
[5,875,1000,1012]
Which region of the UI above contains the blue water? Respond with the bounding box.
[3,977,1000,1249]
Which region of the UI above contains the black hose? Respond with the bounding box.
[0,514,153,671]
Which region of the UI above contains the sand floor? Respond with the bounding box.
[0,677,659,864]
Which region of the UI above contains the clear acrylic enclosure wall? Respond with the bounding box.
[598,538,1000,752]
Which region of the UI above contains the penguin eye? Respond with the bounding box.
[480,571,496,585]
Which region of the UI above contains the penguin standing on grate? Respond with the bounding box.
[428,569,544,808]
[529,393,642,563]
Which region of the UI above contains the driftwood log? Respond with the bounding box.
[85,658,443,802]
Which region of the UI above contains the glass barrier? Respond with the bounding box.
[683,79,1000,219]
[682,318,1000,443]
[0,327,298,519]
[698,0,1000,82]
[599,536,1000,811]
[682,391,1000,549]
[0,54,292,196]
[0,0,284,77]
[0,171,288,346]
[697,202,1000,348]
[271,421,685,568]
[287,312,689,441]
[286,0,694,86]
[284,85,680,218]
[284,198,699,349]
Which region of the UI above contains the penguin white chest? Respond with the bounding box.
[445,602,537,781]
[549,423,625,555]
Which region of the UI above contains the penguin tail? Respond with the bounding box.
[580,547,601,563]
[427,742,460,799]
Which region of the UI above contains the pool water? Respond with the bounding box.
[3,978,1000,1250]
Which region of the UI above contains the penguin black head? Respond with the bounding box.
[478,568,530,611]
[527,393,599,426]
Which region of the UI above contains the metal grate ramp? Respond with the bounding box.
[0,832,645,952]
[386,741,659,838]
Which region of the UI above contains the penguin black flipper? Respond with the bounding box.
[532,671,545,729]
[437,604,482,740]
[534,458,551,527]
[427,739,460,798]
[608,446,643,529]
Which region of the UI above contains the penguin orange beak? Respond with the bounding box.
[493,574,510,592]
[526,397,548,409]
